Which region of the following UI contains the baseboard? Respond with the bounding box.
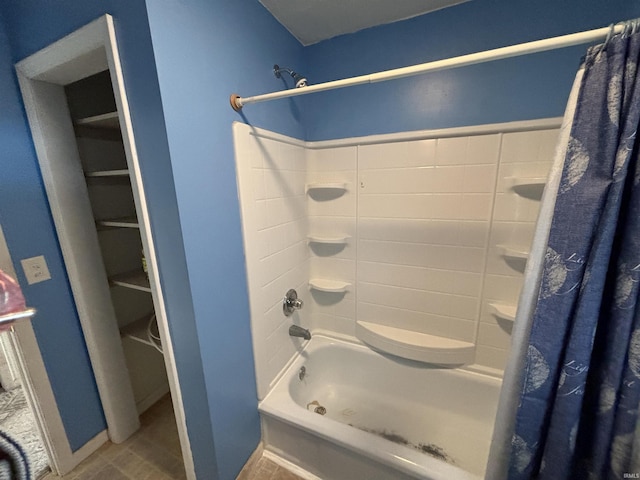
[136,384,170,415]
[262,449,322,480]
[65,430,108,473]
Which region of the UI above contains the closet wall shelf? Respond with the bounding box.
[355,321,475,365]
[506,176,546,200]
[307,235,350,244]
[109,270,151,293]
[497,245,529,260]
[120,312,156,347]
[309,278,350,293]
[85,169,130,178]
[305,182,347,192]
[75,111,120,129]
[97,217,139,229]
[488,302,517,323]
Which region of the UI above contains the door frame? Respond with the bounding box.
[14,15,195,478]
[0,224,108,475]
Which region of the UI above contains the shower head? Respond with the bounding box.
[274,64,308,88]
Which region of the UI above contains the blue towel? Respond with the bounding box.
[0,429,30,479]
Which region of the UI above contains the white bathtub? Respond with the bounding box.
[260,335,501,480]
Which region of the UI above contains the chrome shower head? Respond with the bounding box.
[274,64,308,88]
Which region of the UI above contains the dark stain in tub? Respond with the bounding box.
[348,424,453,464]
[379,431,410,445]
[418,443,450,462]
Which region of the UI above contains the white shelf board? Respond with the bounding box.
[506,176,546,199]
[497,244,529,260]
[305,182,347,192]
[97,217,139,229]
[355,321,475,365]
[488,302,517,323]
[85,169,130,178]
[307,235,350,244]
[309,278,350,293]
[109,270,151,293]
[120,313,155,348]
[76,111,120,129]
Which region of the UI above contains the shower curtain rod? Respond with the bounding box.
[229,22,625,111]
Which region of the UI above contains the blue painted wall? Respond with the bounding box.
[302,0,640,140]
[4,0,639,478]
[144,0,304,477]
[0,0,217,468]
[0,9,105,450]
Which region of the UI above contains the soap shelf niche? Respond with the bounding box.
[497,245,529,260]
[488,302,516,323]
[309,278,350,293]
[506,176,546,200]
[307,235,350,245]
[355,321,475,365]
[306,182,347,193]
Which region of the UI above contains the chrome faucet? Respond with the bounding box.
[289,325,311,340]
[283,289,304,316]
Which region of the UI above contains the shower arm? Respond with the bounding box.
[273,64,307,89]
[229,22,627,112]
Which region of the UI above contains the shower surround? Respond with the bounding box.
[233,119,559,477]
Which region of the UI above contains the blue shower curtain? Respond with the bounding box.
[509,26,640,479]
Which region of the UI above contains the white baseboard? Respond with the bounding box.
[136,384,170,415]
[68,430,108,470]
[262,449,322,480]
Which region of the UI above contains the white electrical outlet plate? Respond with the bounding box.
[21,255,51,285]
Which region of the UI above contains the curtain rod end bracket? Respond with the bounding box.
[230,94,243,112]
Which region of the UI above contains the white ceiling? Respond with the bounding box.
[259,0,470,46]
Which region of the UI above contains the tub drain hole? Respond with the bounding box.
[307,400,327,415]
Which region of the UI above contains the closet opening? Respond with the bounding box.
[14,15,194,478]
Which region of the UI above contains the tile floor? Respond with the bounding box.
[39,394,303,480]
[237,453,304,480]
[41,394,185,479]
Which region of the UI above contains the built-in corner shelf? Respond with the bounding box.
[309,278,350,293]
[305,182,347,193]
[109,270,151,293]
[488,302,517,323]
[85,169,130,178]
[506,176,546,200]
[120,312,156,347]
[97,217,139,229]
[355,321,475,365]
[75,111,120,129]
[307,235,350,245]
[497,245,529,261]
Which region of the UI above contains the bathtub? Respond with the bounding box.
[259,335,502,480]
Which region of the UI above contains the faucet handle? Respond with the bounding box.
[283,289,304,317]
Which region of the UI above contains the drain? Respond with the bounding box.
[307,400,327,415]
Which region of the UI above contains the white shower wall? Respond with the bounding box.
[306,147,358,336]
[478,129,559,370]
[355,135,499,348]
[233,120,559,399]
[233,125,309,399]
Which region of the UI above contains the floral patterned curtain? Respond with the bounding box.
[510,23,640,479]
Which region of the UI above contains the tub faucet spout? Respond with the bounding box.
[289,325,311,340]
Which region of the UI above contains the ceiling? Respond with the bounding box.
[259,0,469,46]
